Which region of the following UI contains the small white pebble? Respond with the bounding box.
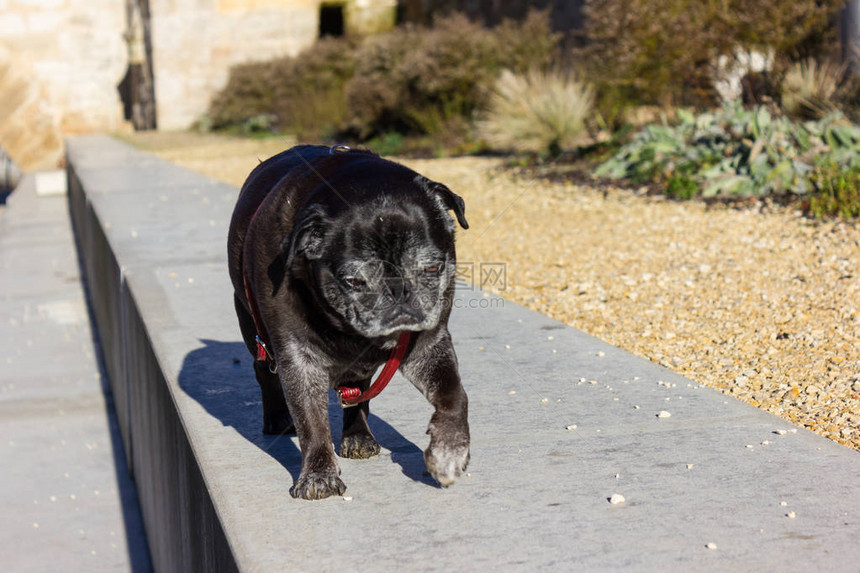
[609,493,625,505]
[508,391,516,395]
[505,345,510,350]
[705,542,717,550]
[774,429,787,436]
[761,440,770,446]
[597,351,605,357]
[565,424,577,430]
[578,378,586,383]
[686,464,694,470]
[33,523,39,529]
[614,473,620,479]
[477,346,484,351]
[613,397,619,402]
[634,405,640,410]
[547,336,554,341]
[589,380,597,385]
[745,444,754,449]
[552,349,557,354]
[789,429,798,433]
[540,398,549,403]
[779,501,788,507]
[342,496,353,501]
[786,511,796,519]
[657,411,671,418]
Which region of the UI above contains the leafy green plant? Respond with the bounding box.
[666,173,699,199]
[807,163,860,218]
[595,102,860,203]
[477,69,594,156]
[365,132,405,156]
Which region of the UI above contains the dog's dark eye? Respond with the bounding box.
[424,264,442,274]
[343,276,366,288]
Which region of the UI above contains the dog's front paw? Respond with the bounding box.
[340,433,381,459]
[290,471,346,500]
[425,442,470,487]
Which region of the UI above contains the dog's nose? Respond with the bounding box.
[388,305,425,326]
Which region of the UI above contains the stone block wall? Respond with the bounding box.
[0,0,397,169]
[0,0,128,170]
[149,0,321,130]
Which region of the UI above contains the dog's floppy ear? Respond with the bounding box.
[281,206,329,268]
[416,176,469,230]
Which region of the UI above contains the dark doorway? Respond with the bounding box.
[319,4,345,38]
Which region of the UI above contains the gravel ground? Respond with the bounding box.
[126,132,860,452]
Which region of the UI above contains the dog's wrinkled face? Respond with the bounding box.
[321,204,453,337]
[285,178,468,339]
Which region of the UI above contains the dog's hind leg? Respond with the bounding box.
[234,294,294,435]
[338,379,381,459]
[254,361,295,435]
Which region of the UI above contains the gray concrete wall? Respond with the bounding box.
[67,136,239,572]
[66,134,860,572]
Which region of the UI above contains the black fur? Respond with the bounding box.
[227,145,470,500]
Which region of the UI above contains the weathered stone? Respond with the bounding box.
[0,45,63,171]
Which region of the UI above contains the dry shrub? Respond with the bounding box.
[781,58,843,120]
[580,0,845,114]
[477,69,594,156]
[345,10,559,138]
[207,37,357,137]
[207,60,284,131]
[206,10,559,142]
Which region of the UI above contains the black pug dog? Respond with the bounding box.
[228,145,470,500]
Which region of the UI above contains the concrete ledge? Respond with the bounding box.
[67,134,860,571]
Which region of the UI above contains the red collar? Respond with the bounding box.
[243,262,412,408]
[337,331,412,408]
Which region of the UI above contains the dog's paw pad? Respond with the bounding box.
[340,434,381,459]
[425,444,470,487]
[290,471,346,500]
